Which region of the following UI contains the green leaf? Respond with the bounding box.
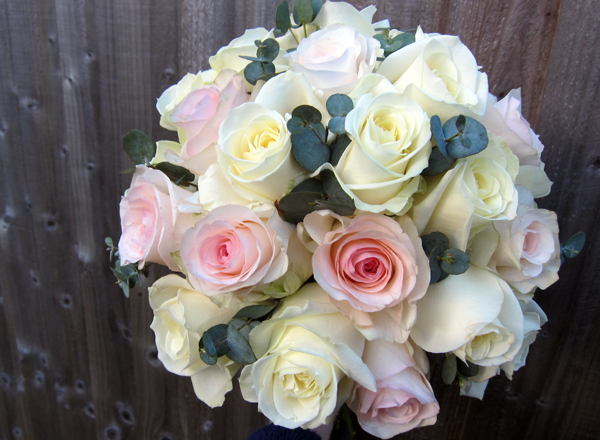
[287,117,306,134]
[390,32,415,48]
[330,134,351,166]
[276,1,292,33]
[293,0,314,24]
[123,129,156,165]
[105,237,114,248]
[234,304,277,320]
[311,0,322,19]
[244,61,276,85]
[321,169,355,210]
[118,280,130,298]
[455,115,466,132]
[443,115,489,159]
[430,115,447,159]
[442,354,457,385]
[314,200,355,217]
[203,324,230,357]
[429,246,444,284]
[278,190,324,224]
[291,123,329,172]
[440,248,470,275]
[199,350,217,365]
[292,105,322,124]
[328,115,346,134]
[562,231,585,259]
[421,231,450,256]
[227,324,257,365]
[238,55,263,62]
[422,147,456,176]
[457,359,479,378]
[292,177,324,194]
[152,162,195,185]
[257,39,280,62]
[202,331,217,358]
[326,94,354,117]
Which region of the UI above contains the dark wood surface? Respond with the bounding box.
[1,0,599,438]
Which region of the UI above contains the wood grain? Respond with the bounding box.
[1,0,599,439]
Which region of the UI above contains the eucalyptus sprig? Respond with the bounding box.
[421,231,470,283]
[106,237,151,298]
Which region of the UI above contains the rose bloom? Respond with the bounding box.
[287,23,380,97]
[470,206,561,293]
[349,339,439,438]
[180,204,292,296]
[481,89,544,167]
[239,283,376,429]
[118,165,196,271]
[148,275,242,407]
[377,27,488,122]
[306,211,429,343]
[319,90,431,214]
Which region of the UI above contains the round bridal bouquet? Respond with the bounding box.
[107,1,584,437]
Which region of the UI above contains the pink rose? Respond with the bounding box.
[349,339,439,438]
[118,166,196,271]
[180,204,292,296]
[167,69,248,175]
[306,211,429,342]
[287,24,380,97]
[481,89,544,166]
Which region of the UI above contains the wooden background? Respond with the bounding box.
[1,0,599,438]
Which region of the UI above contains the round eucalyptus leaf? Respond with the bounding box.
[328,115,346,134]
[455,115,467,132]
[326,94,353,117]
[199,350,217,365]
[292,105,322,124]
[244,61,267,85]
[278,191,322,224]
[429,246,443,284]
[422,147,456,176]
[321,169,355,209]
[443,115,489,159]
[457,359,479,378]
[201,331,216,358]
[291,177,324,195]
[311,0,323,19]
[287,117,306,134]
[227,324,257,365]
[315,200,355,217]
[234,304,277,320]
[442,354,457,385]
[203,324,229,357]
[257,38,280,62]
[292,123,329,172]
[293,0,314,23]
[440,248,470,275]
[275,1,292,33]
[153,162,195,185]
[430,115,448,159]
[123,129,156,165]
[562,231,585,258]
[391,32,415,47]
[422,231,450,256]
[330,133,351,166]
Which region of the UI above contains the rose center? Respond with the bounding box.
[523,229,540,257]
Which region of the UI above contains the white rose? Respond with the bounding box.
[377,27,488,122]
[313,1,379,38]
[470,206,561,293]
[320,91,431,214]
[148,275,242,407]
[239,283,376,429]
[412,133,519,250]
[215,101,305,203]
[411,267,524,367]
[287,24,380,97]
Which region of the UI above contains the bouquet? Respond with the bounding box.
[106,1,585,437]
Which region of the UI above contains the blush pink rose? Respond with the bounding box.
[180,204,292,296]
[349,339,439,438]
[480,89,544,166]
[167,69,248,175]
[118,166,196,271]
[306,211,429,342]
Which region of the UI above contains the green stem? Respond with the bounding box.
[303,21,308,38]
[289,27,300,45]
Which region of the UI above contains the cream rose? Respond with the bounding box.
[349,339,439,438]
[322,91,431,214]
[470,207,561,293]
[216,101,305,203]
[148,275,241,407]
[239,283,376,429]
[412,133,519,250]
[377,28,488,122]
[118,165,196,271]
[314,1,379,38]
[481,89,544,166]
[411,267,524,368]
[306,211,429,343]
[287,24,380,97]
[180,204,292,296]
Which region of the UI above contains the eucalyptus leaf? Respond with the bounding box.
[422,147,456,176]
[311,0,322,18]
[326,94,353,117]
[199,350,217,365]
[276,1,292,33]
[105,237,114,248]
[123,129,156,165]
[562,231,585,258]
[442,354,457,385]
[238,55,263,62]
[455,115,466,132]
[278,190,323,224]
[391,32,415,48]
[287,117,306,134]
[430,115,447,159]
[443,115,489,159]
[422,231,450,256]
[429,246,444,284]
[244,61,275,85]
[457,359,479,378]
[314,200,355,217]
[292,123,329,172]
[293,0,314,23]
[292,105,322,124]
[321,169,355,210]
[152,162,195,185]
[330,134,351,166]
[257,39,280,62]
[328,116,346,134]
[291,177,324,195]
[119,281,130,299]
[202,331,217,358]
[227,324,257,365]
[440,248,470,275]
[234,304,277,320]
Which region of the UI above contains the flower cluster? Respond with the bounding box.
[109,1,583,438]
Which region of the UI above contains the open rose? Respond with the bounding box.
[180,204,291,296]
[306,211,429,343]
[118,165,196,271]
[239,283,376,429]
[349,339,439,438]
[287,24,380,97]
[378,28,488,122]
